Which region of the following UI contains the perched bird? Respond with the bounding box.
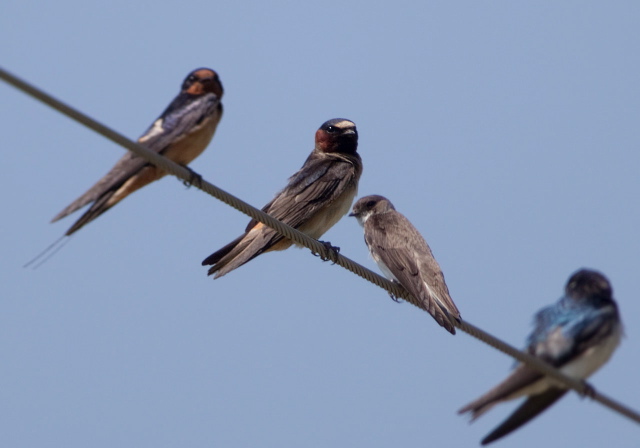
[202,118,362,278]
[349,195,461,334]
[52,68,224,235]
[458,269,622,445]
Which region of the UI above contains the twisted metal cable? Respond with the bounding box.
[2,66,638,426]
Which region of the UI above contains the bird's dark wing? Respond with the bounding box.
[136,93,220,159]
[530,302,620,366]
[52,93,220,222]
[245,152,360,235]
[203,152,361,277]
[365,211,458,333]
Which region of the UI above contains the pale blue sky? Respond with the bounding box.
[2,2,639,447]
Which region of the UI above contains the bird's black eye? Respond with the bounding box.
[326,125,337,133]
[366,200,376,208]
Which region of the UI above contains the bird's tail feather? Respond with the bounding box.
[23,234,72,269]
[62,192,116,236]
[481,388,567,445]
[203,228,284,278]
[458,396,499,422]
[51,187,103,223]
[202,235,246,277]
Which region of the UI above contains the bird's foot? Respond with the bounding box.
[182,165,203,189]
[388,282,403,303]
[312,240,340,264]
[580,381,597,399]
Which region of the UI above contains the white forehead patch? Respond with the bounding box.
[330,120,355,130]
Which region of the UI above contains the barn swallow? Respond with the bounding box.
[349,195,461,334]
[202,118,362,278]
[458,269,622,445]
[51,68,224,235]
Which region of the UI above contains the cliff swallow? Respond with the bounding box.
[51,68,223,235]
[349,195,461,334]
[458,269,622,445]
[202,118,362,278]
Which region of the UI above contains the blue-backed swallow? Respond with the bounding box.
[202,118,362,278]
[458,269,622,445]
[349,195,461,334]
[51,68,223,235]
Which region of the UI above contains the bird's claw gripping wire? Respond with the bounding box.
[182,165,203,189]
[580,381,597,399]
[387,282,403,303]
[312,240,340,264]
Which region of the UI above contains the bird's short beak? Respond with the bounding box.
[348,212,356,217]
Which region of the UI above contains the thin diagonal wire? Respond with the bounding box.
[2,66,639,426]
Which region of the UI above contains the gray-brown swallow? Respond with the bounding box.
[202,118,362,278]
[349,195,461,334]
[51,68,223,235]
[458,269,622,445]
